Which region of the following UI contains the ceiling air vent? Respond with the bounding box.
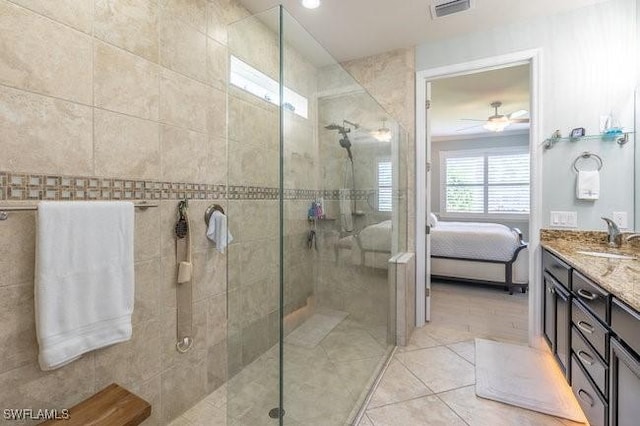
[430,0,473,19]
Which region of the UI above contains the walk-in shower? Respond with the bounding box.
[222,6,409,425]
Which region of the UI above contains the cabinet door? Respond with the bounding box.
[610,338,640,426]
[543,273,556,350]
[556,283,570,376]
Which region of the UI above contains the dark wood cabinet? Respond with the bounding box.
[542,252,571,377]
[610,299,640,426]
[610,338,640,426]
[541,248,640,426]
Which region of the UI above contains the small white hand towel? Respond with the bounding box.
[339,189,354,232]
[576,170,600,200]
[207,210,233,253]
[35,201,135,371]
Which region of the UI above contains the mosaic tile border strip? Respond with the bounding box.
[0,172,381,202]
[0,172,228,201]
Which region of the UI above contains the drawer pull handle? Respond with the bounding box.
[577,321,595,334]
[577,289,598,301]
[578,389,595,407]
[577,350,594,366]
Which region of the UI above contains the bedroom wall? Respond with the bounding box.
[416,0,637,231]
[431,132,530,240]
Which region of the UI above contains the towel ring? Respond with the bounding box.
[204,204,225,226]
[572,152,603,173]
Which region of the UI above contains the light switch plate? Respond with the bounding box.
[612,211,628,229]
[550,211,578,228]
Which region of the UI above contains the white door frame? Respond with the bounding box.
[415,49,544,347]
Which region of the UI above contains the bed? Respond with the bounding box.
[429,221,529,295]
[336,219,529,294]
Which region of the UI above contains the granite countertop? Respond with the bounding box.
[540,230,640,313]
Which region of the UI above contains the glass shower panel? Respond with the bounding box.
[280,9,404,425]
[226,6,409,425]
[226,8,281,426]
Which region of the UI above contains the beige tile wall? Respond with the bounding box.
[0,0,414,424]
[342,48,416,251]
[0,0,249,424]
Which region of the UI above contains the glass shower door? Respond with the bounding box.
[226,8,281,425]
[226,7,407,425]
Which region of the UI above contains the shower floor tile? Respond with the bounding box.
[173,316,389,426]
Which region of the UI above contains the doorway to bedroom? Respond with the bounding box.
[424,62,532,345]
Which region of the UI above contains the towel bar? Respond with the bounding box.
[0,201,158,221]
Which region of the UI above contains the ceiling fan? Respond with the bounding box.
[458,101,529,132]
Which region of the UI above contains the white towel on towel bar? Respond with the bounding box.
[35,201,135,371]
[576,170,600,200]
[207,210,233,253]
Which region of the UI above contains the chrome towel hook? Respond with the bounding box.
[204,204,225,226]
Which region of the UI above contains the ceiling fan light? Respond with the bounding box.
[371,119,392,142]
[483,121,509,132]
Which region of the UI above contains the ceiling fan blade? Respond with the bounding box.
[510,118,530,123]
[456,123,484,132]
[508,109,528,119]
[459,118,487,122]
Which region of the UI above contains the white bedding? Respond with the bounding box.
[357,220,392,252]
[431,221,521,262]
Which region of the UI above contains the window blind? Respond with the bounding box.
[378,161,392,212]
[442,150,529,215]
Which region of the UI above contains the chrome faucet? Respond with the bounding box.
[601,217,622,247]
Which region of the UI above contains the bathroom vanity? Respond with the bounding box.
[541,231,640,426]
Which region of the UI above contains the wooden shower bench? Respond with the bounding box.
[39,383,151,426]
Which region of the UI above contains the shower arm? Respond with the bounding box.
[343,120,359,130]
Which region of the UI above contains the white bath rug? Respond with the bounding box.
[286,310,348,348]
[475,338,587,423]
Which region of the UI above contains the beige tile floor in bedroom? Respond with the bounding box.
[360,281,585,426]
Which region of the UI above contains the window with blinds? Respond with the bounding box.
[441,148,529,216]
[377,160,392,212]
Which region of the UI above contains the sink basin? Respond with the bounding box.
[575,251,637,260]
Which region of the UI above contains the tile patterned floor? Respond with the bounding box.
[169,317,390,426]
[359,281,586,426]
[170,281,586,425]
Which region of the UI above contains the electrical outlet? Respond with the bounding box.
[612,211,628,229]
[551,211,578,228]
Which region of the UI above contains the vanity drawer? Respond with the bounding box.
[572,354,608,426]
[572,326,608,397]
[572,270,610,324]
[573,299,610,362]
[611,298,640,356]
[543,250,571,289]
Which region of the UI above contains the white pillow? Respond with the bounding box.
[428,213,438,228]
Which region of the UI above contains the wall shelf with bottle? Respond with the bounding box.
[543,131,632,150]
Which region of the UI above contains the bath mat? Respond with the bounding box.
[286,310,348,348]
[475,339,587,423]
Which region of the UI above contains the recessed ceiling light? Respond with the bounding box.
[301,0,321,9]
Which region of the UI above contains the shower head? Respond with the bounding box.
[326,120,357,162]
[339,135,353,162]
